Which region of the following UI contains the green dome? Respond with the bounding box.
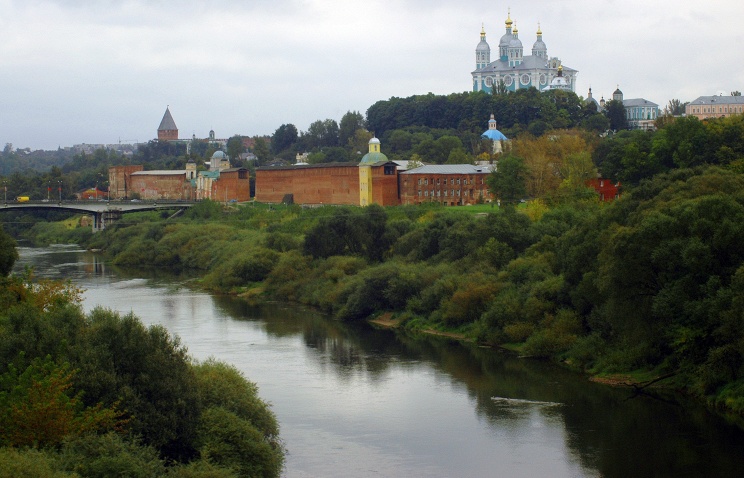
[359,137,388,165]
[360,151,388,165]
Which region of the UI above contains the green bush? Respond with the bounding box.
[0,447,73,478]
[58,433,165,478]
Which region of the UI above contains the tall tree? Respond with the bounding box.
[271,124,298,154]
[487,155,527,203]
[304,119,339,150]
[0,225,17,276]
[731,91,742,96]
[604,99,627,131]
[226,135,244,162]
[664,99,686,116]
[252,137,271,166]
[339,111,365,149]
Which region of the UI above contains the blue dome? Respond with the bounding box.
[482,129,508,141]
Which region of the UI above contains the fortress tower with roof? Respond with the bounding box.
[157,106,179,141]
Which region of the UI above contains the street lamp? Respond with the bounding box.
[47,181,50,202]
[3,180,6,205]
[58,180,62,204]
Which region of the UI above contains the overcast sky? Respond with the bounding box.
[2,0,743,151]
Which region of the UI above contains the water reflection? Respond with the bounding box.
[13,246,744,478]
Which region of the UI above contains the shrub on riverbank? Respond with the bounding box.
[0,273,284,477]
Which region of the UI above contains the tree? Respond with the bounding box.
[604,99,627,131]
[271,124,298,154]
[493,79,508,96]
[487,155,527,203]
[445,148,473,164]
[339,111,365,149]
[731,91,742,96]
[664,99,687,116]
[226,135,244,162]
[304,119,339,150]
[0,225,17,276]
[253,137,271,166]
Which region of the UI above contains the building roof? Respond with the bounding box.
[689,95,744,105]
[482,129,508,141]
[158,107,177,131]
[473,54,577,75]
[622,98,658,108]
[401,164,496,175]
[132,170,187,176]
[257,162,359,171]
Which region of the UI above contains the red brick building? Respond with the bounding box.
[399,164,495,206]
[587,178,620,201]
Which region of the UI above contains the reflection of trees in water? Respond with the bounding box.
[196,296,744,477]
[389,333,744,477]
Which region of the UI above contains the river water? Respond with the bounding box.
[14,245,744,477]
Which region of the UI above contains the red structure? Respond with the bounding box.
[157,106,178,141]
[109,165,144,199]
[587,178,621,202]
[255,163,400,206]
[212,168,251,202]
[130,170,193,200]
[399,165,495,205]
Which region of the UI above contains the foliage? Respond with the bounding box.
[0,269,284,475]
[0,226,17,276]
[0,356,123,448]
[0,447,75,478]
[487,155,527,203]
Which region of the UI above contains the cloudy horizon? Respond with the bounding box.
[2,0,742,151]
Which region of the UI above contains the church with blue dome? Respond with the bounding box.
[472,10,577,93]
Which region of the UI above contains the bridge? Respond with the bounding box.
[0,200,195,232]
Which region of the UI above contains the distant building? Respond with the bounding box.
[612,87,659,130]
[157,107,178,141]
[481,114,508,153]
[587,178,620,202]
[472,11,577,93]
[686,95,744,120]
[399,164,495,206]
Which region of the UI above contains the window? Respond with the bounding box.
[424,190,428,197]
[418,178,422,185]
[424,178,428,185]
[457,178,461,185]
[444,190,448,197]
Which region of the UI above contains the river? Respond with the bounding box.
[14,245,744,477]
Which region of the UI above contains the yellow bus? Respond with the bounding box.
[16,196,30,202]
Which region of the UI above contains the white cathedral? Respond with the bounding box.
[472,10,577,93]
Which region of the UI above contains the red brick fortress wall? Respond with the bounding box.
[255,163,360,205]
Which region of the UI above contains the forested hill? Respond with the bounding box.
[367,89,607,139]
